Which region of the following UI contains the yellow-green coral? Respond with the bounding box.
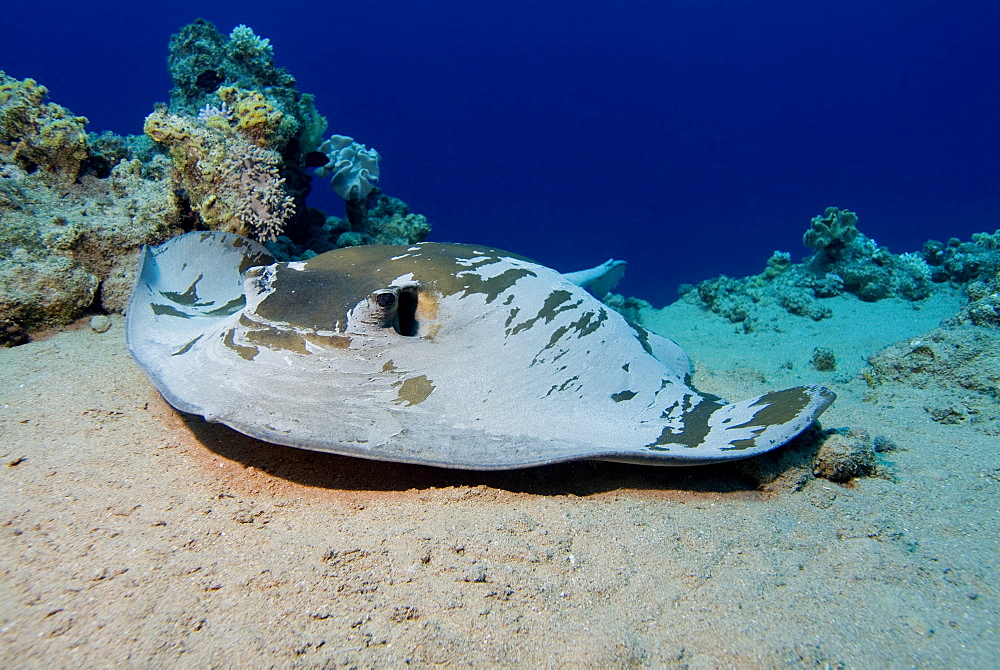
[0,71,89,185]
[217,87,284,147]
[143,107,294,241]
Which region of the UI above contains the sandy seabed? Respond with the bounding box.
[1,289,997,668]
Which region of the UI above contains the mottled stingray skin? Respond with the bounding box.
[126,232,835,470]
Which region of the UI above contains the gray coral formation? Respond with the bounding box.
[0,146,180,345]
[1,72,181,345]
[803,207,934,302]
[685,207,999,331]
[0,21,434,346]
[929,231,1000,327]
[863,325,1000,434]
[0,73,89,187]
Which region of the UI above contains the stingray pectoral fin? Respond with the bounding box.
[606,384,836,465]
[126,232,274,413]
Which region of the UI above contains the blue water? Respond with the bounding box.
[3,1,998,305]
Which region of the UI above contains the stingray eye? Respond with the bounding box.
[375,292,396,308]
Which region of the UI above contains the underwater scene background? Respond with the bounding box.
[3,0,998,305]
[2,3,1000,666]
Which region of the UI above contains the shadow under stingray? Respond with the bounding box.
[180,414,823,497]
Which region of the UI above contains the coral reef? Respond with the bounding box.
[682,207,993,331]
[0,152,181,345]
[149,20,426,250]
[1,73,181,345]
[142,20,435,252]
[923,230,1000,327]
[165,21,326,154]
[148,21,320,239]
[144,107,295,241]
[0,72,89,187]
[802,207,935,301]
[1,21,433,345]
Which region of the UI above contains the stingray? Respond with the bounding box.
[126,231,834,470]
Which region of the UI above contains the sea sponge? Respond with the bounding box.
[0,71,89,186]
[314,135,381,201]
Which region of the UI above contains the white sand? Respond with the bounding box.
[1,294,997,667]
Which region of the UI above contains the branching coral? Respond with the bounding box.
[226,147,296,242]
[228,24,273,60]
